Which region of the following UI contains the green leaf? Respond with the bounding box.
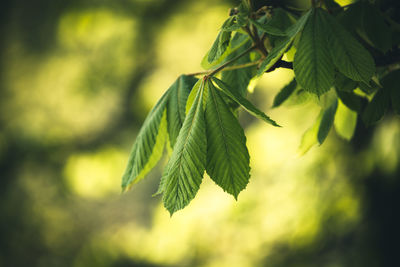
[362,88,391,126]
[272,78,297,108]
[208,18,234,63]
[294,8,334,96]
[162,86,207,215]
[167,75,198,147]
[121,92,169,190]
[205,81,250,198]
[221,51,256,98]
[358,81,379,95]
[211,77,280,127]
[257,10,311,76]
[318,99,338,144]
[186,79,203,114]
[250,18,286,36]
[320,9,375,83]
[267,8,294,32]
[334,72,358,92]
[334,99,357,140]
[381,69,400,115]
[201,33,250,70]
[363,3,392,53]
[335,89,367,113]
[298,111,323,155]
[336,2,363,33]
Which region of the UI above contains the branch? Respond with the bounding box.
[186,60,260,77]
[265,59,293,72]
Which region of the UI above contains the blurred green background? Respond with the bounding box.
[1,0,399,266]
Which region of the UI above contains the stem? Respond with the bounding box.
[208,45,256,76]
[186,45,257,77]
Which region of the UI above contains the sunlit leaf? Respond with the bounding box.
[298,111,323,155]
[294,8,334,96]
[211,77,279,126]
[167,75,198,147]
[201,33,250,70]
[121,92,169,190]
[205,81,250,198]
[162,86,207,215]
[186,79,203,114]
[334,99,357,140]
[208,18,234,63]
[318,99,338,144]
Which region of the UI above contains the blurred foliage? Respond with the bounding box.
[0,0,399,267]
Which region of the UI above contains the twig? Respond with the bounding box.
[266,60,293,72]
[186,45,257,77]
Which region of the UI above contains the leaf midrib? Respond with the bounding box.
[171,89,203,205]
[210,87,236,194]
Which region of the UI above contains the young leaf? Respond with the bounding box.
[257,10,311,76]
[334,99,357,140]
[162,85,207,215]
[318,99,338,144]
[320,9,375,84]
[121,92,169,190]
[201,33,250,70]
[205,81,250,199]
[250,18,286,36]
[294,8,334,96]
[211,77,280,127]
[267,8,294,33]
[167,75,198,147]
[272,78,297,108]
[208,18,234,63]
